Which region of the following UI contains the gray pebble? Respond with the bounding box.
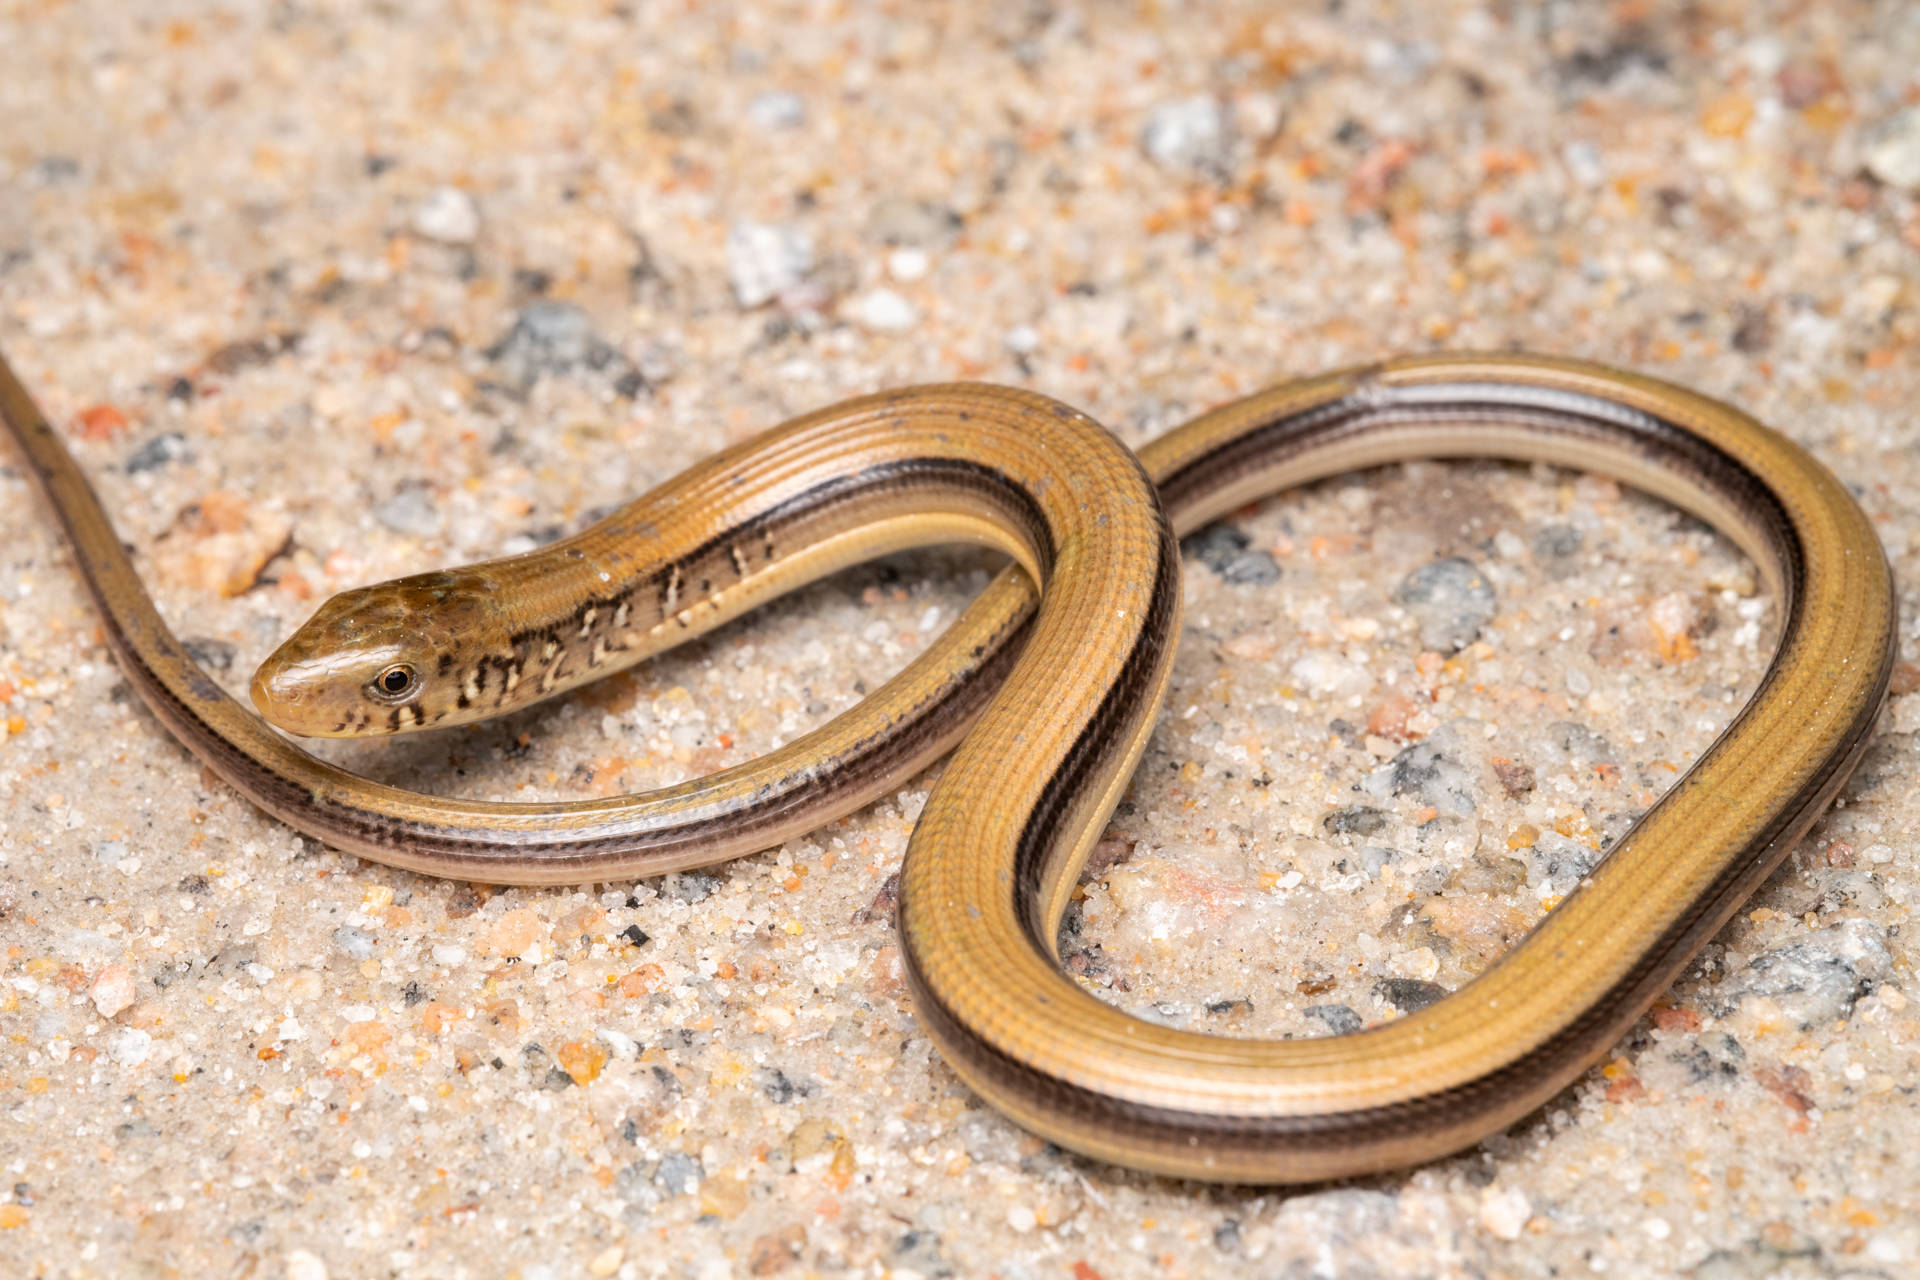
[726,220,813,307]
[663,870,723,903]
[373,487,441,538]
[485,300,627,388]
[1184,524,1280,587]
[1394,556,1496,653]
[1323,805,1388,837]
[125,432,190,473]
[1304,1004,1362,1035]
[92,839,128,866]
[653,1151,704,1196]
[1374,977,1446,1012]
[1362,738,1476,816]
[1714,919,1892,1027]
[1141,95,1231,175]
[1530,523,1583,560]
[1530,831,1600,892]
[746,90,806,131]
[331,925,376,960]
[864,197,962,248]
[1540,720,1615,766]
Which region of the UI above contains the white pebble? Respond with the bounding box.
[1478,1186,1530,1240]
[109,1027,152,1065]
[746,90,806,131]
[285,1250,331,1280]
[853,288,919,333]
[727,221,813,308]
[89,964,136,1018]
[1004,324,1040,355]
[412,186,481,244]
[341,1004,376,1023]
[431,943,468,965]
[887,247,930,281]
[1006,1204,1037,1232]
[1642,1217,1671,1240]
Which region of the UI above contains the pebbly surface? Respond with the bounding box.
[2,2,1918,1277]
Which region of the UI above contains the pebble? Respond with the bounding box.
[485,300,624,389]
[91,839,127,866]
[150,491,292,598]
[1863,107,1920,190]
[331,925,376,960]
[1185,523,1280,586]
[1529,832,1599,892]
[109,1027,152,1065]
[124,432,190,473]
[1362,738,1476,816]
[1716,919,1892,1027]
[1394,557,1497,653]
[655,1151,705,1196]
[372,486,441,538]
[1374,977,1446,1013]
[746,90,806,131]
[1140,95,1231,174]
[285,1250,331,1280]
[851,288,919,333]
[89,963,135,1018]
[726,221,813,308]
[1304,1004,1362,1035]
[864,197,961,248]
[1479,1186,1531,1241]
[411,186,481,244]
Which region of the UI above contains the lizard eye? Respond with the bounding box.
[370,664,418,700]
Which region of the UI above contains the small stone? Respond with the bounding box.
[373,487,441,538]
[485,300,625,388]
[89,964,136,1018]
[1324,806,1388,837]
[92,840,128,866]
[1003,324,1040,355]
[1184,524,1280,586]
[411,186,480,244]
[1479,1186,1530,1241]
[663,871,722,903]
[109,1027,152,1065]
[851,288,919,333]
[1141,96,1231,174]
[1304,1004,1362,1035]
[1007,1204,1037,1232]
[1716,919,1892,1027]
[886,247,929,282]
[1363,738,1476,816]
[331,926,376,960]
[746,90,806,131]
[654,1151,704,1196]
[484,908,545,960]
[150,491,291,598]
[727,221,813,308]
[864,197,962,248]
[1863,107,1920,191]
[125,432,190,473]
[285,1249,330,1280]
[1530,832,1600,892]
[1395,557,1496,653]
[1374,977,1447,1013]
[588,1246,624,1278]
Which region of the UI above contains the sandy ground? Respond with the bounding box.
[2,2,1918,1277]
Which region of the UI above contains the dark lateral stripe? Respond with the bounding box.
[507,455,1053,650]
[1156,388,1802,611]
[1009,515,1180,943]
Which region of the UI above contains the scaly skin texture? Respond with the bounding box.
[1,351,1893,1182]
